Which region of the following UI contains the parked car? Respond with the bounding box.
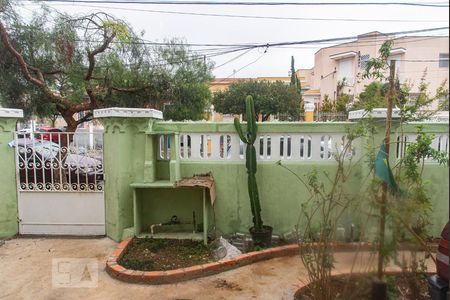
[17,127,33,138]
[8,138,103,189]
[34,127,64,143]
[428,222,449,300]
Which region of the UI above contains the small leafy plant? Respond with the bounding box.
[278,126,365,300]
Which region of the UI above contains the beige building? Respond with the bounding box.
[298,32,449,110]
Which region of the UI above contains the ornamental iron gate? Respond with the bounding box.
[12,128,105,235]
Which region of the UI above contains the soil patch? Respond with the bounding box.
[118,238,216,271]
[213,279,243,291]
[295,273,431,300]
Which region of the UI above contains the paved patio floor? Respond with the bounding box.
[0,237,435,300]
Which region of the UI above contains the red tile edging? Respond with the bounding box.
[105,238,434,284]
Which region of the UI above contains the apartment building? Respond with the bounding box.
[299,32,449,109]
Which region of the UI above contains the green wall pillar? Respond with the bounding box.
[169,132,181,182]
[0,108,23,238]
[94,108,163,241]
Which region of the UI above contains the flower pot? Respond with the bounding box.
[249,225,273,248]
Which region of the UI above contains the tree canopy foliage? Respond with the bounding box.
[290,56,302,94]
[351,76,448,115]
[212,80,301,121]
[320,79,351,113]
[0,1,213,130]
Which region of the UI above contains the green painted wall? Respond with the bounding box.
[0,117,20,237]
[101,118,149,241]
[137,188,204,230]
[98,118,449,241]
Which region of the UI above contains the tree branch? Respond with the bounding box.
[0,21,72,108]
[43,69,66,75]
[0,22,44,87]
[110,86,150,93]
[72,101,93,113]
[84,32,116,81]
[76,111,93,125]
[83,30,116,107]
[28,65,45,82]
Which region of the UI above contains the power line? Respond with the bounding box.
[274,35,449,49]
[71,28,449,67]
[39,3,450,23]
[218,51,268,82]
[77,27,449,48]
[213,48,255,70]
[17,4,448,51]
[20,0,450,7]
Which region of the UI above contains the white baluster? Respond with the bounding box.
[190,134,201,160]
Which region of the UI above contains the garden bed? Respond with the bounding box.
[106,237,299,284]
[118,238,216,271]
[294,272,432,300]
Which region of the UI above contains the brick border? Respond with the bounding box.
[106,237,300,284]
[106,238,437,284]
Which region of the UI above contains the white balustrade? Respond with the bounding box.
[396,133,448,161]
[157,131,448,163]
[165,132,359,162]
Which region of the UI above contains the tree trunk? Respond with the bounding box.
[377,60,396,280]
[55,109,78,189]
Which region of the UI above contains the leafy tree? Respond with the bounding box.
[0,1,213,131]
[351,76,448,114]
[321,93,350,114]
[290,56,303,111]
[320,95,334,113]
[335,94,351,112]
[212,80,301,121]
[290,56,302,93]
[352,81,388,110]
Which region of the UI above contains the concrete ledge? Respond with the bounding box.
[93,107,163,119]
[348,108,400,120]
[0,108,23,118]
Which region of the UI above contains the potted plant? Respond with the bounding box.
[234,96,272,248]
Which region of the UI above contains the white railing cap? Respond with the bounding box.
[93,107,163,119]
[0,108,24,118]
[423,111,449,123]
[348,108,400,120]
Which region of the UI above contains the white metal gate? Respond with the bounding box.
[12,128,105,235]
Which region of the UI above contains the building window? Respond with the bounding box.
[359,54,370,69]
[388,55,402,80]
[439,53,449,68]
[337,58,354,84]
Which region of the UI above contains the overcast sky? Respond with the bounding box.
[20,0,449,78]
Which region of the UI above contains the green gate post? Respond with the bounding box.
[0,108,23,238]
[94,108,163,241]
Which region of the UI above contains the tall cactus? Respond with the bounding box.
[234,96,263,231]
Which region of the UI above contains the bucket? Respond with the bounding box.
[249,225,273,248]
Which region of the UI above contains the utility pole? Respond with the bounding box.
[377,60,396,280]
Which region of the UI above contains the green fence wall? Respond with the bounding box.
[0,114,21,237]
[98,115,449,242]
